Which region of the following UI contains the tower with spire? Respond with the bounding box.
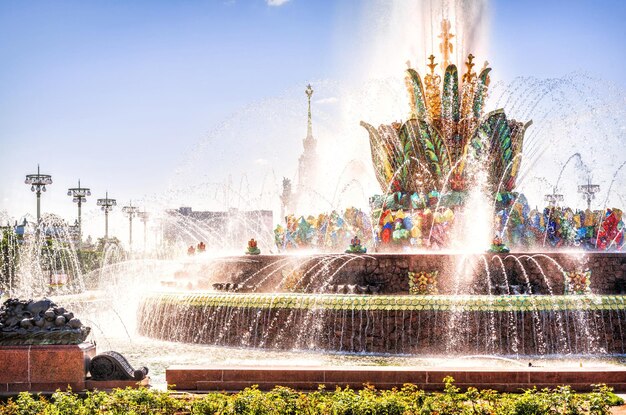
[281,84,319,218]
[297,84,318,195]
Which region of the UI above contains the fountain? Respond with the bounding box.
[136,31,626,364]
[1,11,624,391]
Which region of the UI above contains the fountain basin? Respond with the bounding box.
[138,291,626,355]
[141,292,626,311]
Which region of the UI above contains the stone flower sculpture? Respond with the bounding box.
[564,270,591,295]
[246,238,261,255]
[345,235,367,254]
[0,298,90,345]
[489,234,510,253]
[408,271,439,295]
[361,53,531,202]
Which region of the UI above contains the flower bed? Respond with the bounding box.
[0,379,622,414]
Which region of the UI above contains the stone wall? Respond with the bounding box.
[192,253,626,295]
[139,297,626,355]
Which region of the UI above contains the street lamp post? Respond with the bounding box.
[67,180,91,242]
[24,165,53,227]
[137,211,149,250]
[122,203,139,250]
[578,179,600,211]
[544,188,564,207]
[97,192,116,241]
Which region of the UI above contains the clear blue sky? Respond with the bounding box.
[0,0,340,196]
[489,0,626,85]
[1,0,625,239]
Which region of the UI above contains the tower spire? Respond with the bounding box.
[305,84,314,138]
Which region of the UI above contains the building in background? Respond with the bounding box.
[0,217,80,245]
[163,207,273,251]
[280,84,319,219]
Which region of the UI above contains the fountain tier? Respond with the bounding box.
[138,252,626,356]
[139,291,626,355]
[151,253,626,295]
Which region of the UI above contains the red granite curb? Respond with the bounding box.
[166,365,626,392]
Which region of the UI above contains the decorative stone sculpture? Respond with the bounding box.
[408,271,439,295]
[345,235,367,254]
[89,350,148,381]
[246,238,261,255]
[361,49,531,201]
[211,282,255,292]
[489,235,510,253]
[0,298,90,345]
[564,270,591,295]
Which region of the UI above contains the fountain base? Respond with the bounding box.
[0,343,95,392]
[139,252,626,356]
[139,292,626,355]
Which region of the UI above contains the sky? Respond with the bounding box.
[1,0,625,244]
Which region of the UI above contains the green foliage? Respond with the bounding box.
[75,249,103,274]
[0,229,20,291]
[509,388,551,415]
[0,381,621,415]
[603,390,624,407]
[191,391,230,415]
[0,226,125,292]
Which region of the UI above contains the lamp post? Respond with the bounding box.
[122,203,138,250]
[97,192,116,241]
[67,180,91,242]
[24,165,53,226]
[544,188,564,207]
[578,179,600,211]
[137,210,149,251]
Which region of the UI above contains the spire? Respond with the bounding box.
[438,19,455,71]
[427,54,438,75]
[305,84,314,138]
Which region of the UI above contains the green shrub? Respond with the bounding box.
[510,388,551,415]
[191,392,229,415]
[0,379,621,415]
[605,391,624,406]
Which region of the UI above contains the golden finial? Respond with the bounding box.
[465,54,475,73]
[424,54,441,122]
[427,54,438,75]
[462,53,476,83]
[438,19,455,71]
